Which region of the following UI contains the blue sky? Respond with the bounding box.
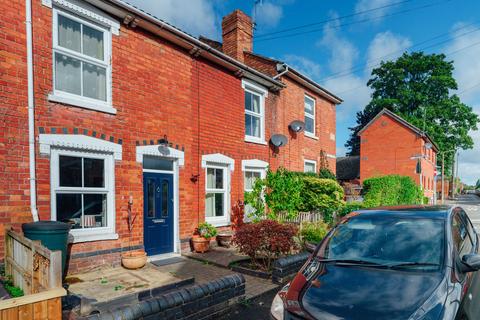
[127,0,480,185]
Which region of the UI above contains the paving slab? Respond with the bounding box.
[66,263,189,304]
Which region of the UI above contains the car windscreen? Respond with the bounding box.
[318,216,445,271]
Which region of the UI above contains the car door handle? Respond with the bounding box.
[152,219,165,223]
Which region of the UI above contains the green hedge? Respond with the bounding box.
[299,176,344,212]
[362,175,423,207]
[244,168,344,221]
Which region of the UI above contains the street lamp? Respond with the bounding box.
[438,149,456,204]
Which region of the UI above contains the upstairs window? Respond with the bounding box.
[304,95,316,137]
[52,9,112,111]
[243,80,266,144]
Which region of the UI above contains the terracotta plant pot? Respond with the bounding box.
[216,233,233,248]
[121,251,147,269]
[192,236,211,253]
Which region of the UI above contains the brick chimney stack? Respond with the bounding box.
[222,10,253,62]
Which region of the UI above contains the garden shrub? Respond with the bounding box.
[244,168,304,221]
[233,220,298,271]
[244,168,344,222]
[299,176,344,213]
[300,220,330,244]
[363,175,423,207]
[337,202,365,218]
[318,168,336,180]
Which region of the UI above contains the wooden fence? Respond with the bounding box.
[1,229,66,319]
[276,212,325,224]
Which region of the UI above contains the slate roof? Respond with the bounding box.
[336,156,360,181]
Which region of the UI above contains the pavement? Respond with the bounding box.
[446,193,480,230]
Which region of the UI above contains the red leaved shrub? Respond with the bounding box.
[233,220,298,271]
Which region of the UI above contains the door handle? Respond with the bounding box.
[152,219,165,223]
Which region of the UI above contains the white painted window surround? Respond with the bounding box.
[304,95,317,139]
[39,134,121,243]
[242,159,268,222]
[202,154,234,227]
[304,159,317,173]
[242,79,267,145]
[44,0,119,114]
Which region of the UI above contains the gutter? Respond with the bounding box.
[26,0,39,221]
[87,0,285,91]
[274,63,343,104]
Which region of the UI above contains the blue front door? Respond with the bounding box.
[143,172,174,255]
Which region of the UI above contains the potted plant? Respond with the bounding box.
[216,232,233,248]
[191,222,217,253]
[122,196,147,269]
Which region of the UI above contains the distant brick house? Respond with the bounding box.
[0,1,340,273]
[359,109,438,201]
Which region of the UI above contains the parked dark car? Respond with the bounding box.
[271,206,480,320]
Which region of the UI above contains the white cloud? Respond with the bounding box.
[125,0,219,39]
[283,54,322,80]
[253,2,283,29]
[317,13,369,120]
[365,31,411,72]
[354,0,401,22]
[318,13,359,73]
[444,22,480,185]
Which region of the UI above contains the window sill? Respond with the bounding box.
[69,231,119,243]
[205,219,231,228]
[244,136,268,145]
[48,93,117,115]
[304,133,319,140]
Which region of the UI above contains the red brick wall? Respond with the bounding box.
[0,1,337,273]
[359,114,436,200]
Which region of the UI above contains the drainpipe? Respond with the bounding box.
[26,0,39,221]
[273,63,289,80]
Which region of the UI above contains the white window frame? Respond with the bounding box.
[304,159,317,173]
[50,148,117,243]
[242,80,267,145]
[304,95,316,138]
[205,164,230,226]
[49,7,115,114]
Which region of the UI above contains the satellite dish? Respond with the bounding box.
[270,134,288,147]
[158,145,170,155]
[289,120,305,133]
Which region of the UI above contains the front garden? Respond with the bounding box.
[192,169,425,281]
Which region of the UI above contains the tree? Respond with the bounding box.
[346,52,479,173]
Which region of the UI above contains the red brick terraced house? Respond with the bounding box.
[359,109,439,202]
[0,0,341,273]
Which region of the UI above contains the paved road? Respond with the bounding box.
[447,193,480,230]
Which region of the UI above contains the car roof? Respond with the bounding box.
[352,205,453,220]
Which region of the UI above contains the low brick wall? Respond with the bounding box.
[272,252,310,284]
[78,274,245,320]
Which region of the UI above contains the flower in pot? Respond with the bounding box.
[122,196,147,269]
[191,222,217,253]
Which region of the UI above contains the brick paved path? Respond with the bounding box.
[153,257,279,299]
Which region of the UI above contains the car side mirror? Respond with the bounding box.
[460,254,480,272]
